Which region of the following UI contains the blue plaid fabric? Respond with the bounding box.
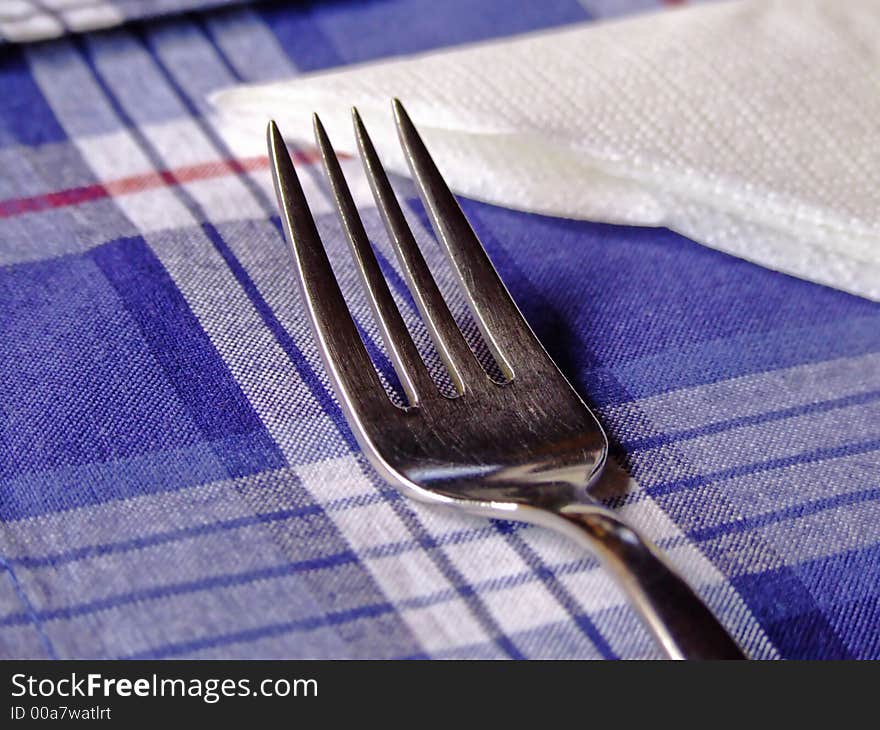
[1,0,878,660]
[0,1,248,43]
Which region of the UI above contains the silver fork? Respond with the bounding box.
[267,100,745,660]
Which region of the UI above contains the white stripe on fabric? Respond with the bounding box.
[605,351,880,440]
[631,400,880,488]
[202,6,294,84]
[296,455,494,656]
[703,499,880,573]
[0,469,294,557]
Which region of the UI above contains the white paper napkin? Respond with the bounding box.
[213,0,880,301]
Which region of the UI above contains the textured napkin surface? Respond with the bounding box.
[215,0,880,300]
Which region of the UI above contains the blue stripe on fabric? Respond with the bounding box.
[9,503,323,570]
[262,0,590,70]
[0,551,360,629]
[363,522,516,560]
[90,236,274,443]
[256,1,344,72]
[0,47,66,146]
[196,218,360,450]
[0,522,570,650]
[1,511,585,659]
[593,314,880,408]
[91,236,285,478]
[1,433,270,521]
[620,388,880,452]
[690,486,880,543]
[126,600,397,659]
[0,250,206,485]
[22,468,869,659]
[731,563,856,660]
[648,438,880,497]
[14,471,878,594]
[794,544,880,659]
[0,557,56,659]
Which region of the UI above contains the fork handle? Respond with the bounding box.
[549,504,746,659]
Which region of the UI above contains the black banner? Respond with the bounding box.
[0,660,871,724]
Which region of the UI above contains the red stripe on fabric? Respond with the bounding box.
[0,149,329,220]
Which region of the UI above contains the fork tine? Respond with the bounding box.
[352,107,485,394]
[267,120,396,422]
[393,98,544,379]
[313,113,434,406]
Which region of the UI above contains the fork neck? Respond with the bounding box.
[537,503,746,660]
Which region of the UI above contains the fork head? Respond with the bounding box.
[268,100,607,518]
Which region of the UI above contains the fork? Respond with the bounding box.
[267,99,745,660]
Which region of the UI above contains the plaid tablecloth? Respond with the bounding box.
[1,0,878,660]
